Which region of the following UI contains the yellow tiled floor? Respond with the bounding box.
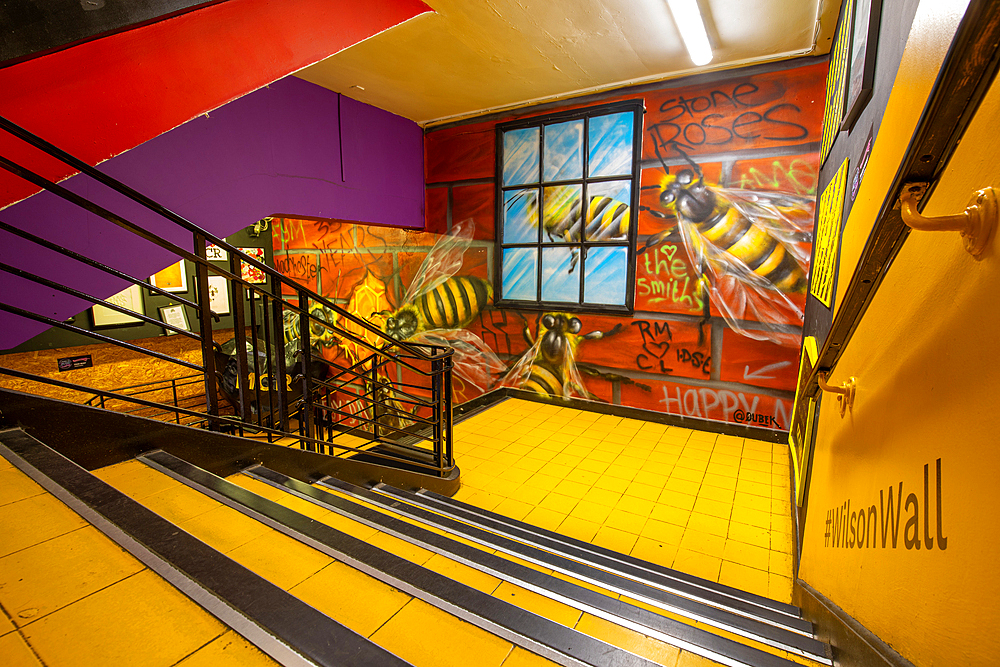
[0,457,278,667]
[451,399,796,603]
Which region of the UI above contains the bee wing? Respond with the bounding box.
[559,339,591,399]
[674,207,806,347]
[409,328,507,393]
[402,219,476,306]
[502,334,544,390]
[714,186,815,268]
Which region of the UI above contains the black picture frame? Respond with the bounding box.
[841,0,882,132]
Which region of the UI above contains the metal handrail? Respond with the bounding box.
[0,116,456,476]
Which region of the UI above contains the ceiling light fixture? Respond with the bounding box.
[666,0,713,66]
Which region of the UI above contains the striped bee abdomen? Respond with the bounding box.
[524,364,562,397]
[416,276,492,330]
[585,196,630,241]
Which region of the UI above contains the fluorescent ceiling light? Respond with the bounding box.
[667,0,713,66]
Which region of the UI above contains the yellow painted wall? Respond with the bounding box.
[799,2,1000,665]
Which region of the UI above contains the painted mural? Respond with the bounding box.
[273,60,826,432]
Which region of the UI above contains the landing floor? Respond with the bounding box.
[452,399,795,603]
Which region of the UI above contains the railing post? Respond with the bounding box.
[270,297,290,433]
[193,232,219,428]
[442,352,454,471]
[171,379,180,424]
[371,355,381,440]
[431,354,443,473]
[297,289,315,447]
[229,253,250,430]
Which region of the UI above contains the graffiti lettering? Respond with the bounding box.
[658,385,787,429]
[736,158,818,196]
[275,254,322,285]
[633,320,672,373]
[650,81,809,154]
[637,247,704,312]
[676,348,711,375]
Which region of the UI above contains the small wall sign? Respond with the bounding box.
[57,355,93,371]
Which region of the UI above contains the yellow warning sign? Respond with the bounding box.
[810,158,849,308]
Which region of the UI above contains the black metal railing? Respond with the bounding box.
[0,115,455,477]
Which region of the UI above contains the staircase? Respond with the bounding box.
[0,412,833,667]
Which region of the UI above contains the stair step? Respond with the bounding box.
[246,465,828,667]
[413,485,801,620]
[314,476,829,666]
[0,428,397,667]
[133,449,677,667]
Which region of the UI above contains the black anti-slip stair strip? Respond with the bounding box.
[317,477,830,664]
[137,450,659,667]
[247,466,822,667]
[0,429,411,667]
[400,483,803,624]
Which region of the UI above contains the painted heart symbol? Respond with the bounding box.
[643,341,671,358]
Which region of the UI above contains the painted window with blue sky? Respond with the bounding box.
[497,101,642,311]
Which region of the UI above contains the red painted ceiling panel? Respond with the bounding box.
[0,0,432,209]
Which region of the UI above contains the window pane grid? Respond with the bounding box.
[498,103,640,310]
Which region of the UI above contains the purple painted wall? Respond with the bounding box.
[0,77,424,349]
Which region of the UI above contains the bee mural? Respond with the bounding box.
[506,189,632,273]
[503,313,650,400]
[641,146,814,344]
[374,220,506,393]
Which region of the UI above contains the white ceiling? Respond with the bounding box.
[296,0,842,127]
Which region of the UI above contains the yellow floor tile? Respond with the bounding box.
[591,526,638,555]
[727,521,772,550]
[0,494,87,559]
[290,560,411,636]
[640,518,684,546]
[769,549,793,576]
[22,569,222,667]
[567,500,613,525]
[0,631,43,667]
[672,548,722,581]
[615,495,655,517]
[556,515,601,543]
[0,607,14,635]
[93,461,178,500]
[649,503,690,527]
[0,525,143,627]
[664,478,701,497]
[657,489,696,511]
[582,487,622,507]
[722,539,770,571]
[718,561,770,599]
[768,573,794,604]
[686,512,729,538]
[630,536,679,569]
[139,483,222,524]
[426,553,503,594]
[368,532,435,566]
[623,481,660,502]
[493,498,536,522]
[679,529,726,559]
[176,631,279,667]
[574,613,681,666]
[536,492,579,515]
[500,645,562,666]
[178,504,272,553]
[523,507,567,532]
[552,479,590,499]
[692,497,732,520]
[604,509,647,535]
[0,468,46,508]
[371,598,514,667]
[698,484,735,504]
[492,581,583,627]
[676,649,723,667]
[227,530,333,591]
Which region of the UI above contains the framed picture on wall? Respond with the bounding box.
[150,260,188,293]
[207,275,230,315]
[238,247,268,284]
[841,0,882,131]
[159,304,190,335]
[92,284,144,327]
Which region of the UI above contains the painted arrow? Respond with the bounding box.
[743,360,793,381]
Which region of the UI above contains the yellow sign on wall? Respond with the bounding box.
[820,0,853,164]
[810,158,850,308]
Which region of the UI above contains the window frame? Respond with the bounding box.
[493,99,644,315]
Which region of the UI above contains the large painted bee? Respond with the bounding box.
[503,313,623,400]
[509,190,631,272]
[641,148,814,344]
[375,220,505,393]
